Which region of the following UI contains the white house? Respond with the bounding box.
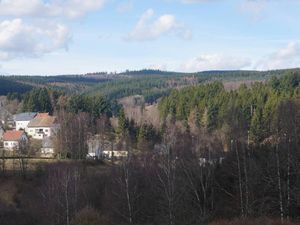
[14,112,37,131]
[3,130,28,150]
[27,113,58,140]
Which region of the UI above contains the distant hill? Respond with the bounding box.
[0,77,33,95]
[1,68,300,99]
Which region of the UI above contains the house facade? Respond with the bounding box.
[27,113,58,140]
[3,130,28,150]
[14,112,37,131]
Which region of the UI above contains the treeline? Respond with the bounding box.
[89,76,171,102]
[20,88,114,117]
[194,68,300,81]
[89,75,199,104]
[159,72,300,144]
[8,75,111,85]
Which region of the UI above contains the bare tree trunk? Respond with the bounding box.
[235,140,244,217]
[124,163,133,225]
[1,150,5,174]
[157,141,176,225]
[64,172,70,225]
[275,142,284,222]
[242,144,249,216]
[286,137,291,220]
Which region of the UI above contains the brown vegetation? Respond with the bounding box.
[207,218,293,225]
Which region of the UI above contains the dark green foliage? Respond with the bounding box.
[89,76,174,103]
[0,77,33,95]
[67,94,111,117]
[23,88,54,113]
[116,108,128,138]
[159,72,300,142]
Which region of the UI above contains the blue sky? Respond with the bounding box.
[0,0,300,75]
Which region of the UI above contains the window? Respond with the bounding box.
[4,142,8,146]
[45,129,48,132]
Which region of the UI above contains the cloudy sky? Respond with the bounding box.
[0,0,300,75]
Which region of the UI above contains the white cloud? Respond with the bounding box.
[0,0,107,60]
[181,54,251,72]
[0,0,107,19]
[0,18,71,60]
[255,42,300,70]
[125,8,192,41]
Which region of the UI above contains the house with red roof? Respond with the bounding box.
[3,130,28,150]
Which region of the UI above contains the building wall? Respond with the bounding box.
[27,126,53,139]
[103,150,128,158]
[16,120,30,131]
[4,135,28,150]
[3,141,19,150]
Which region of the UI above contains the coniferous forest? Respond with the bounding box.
[0,70,299,225]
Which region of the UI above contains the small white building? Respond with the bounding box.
[86,136,128,160]
[27,113,58,140]
[102,150,128,159]
[14,112,37,131]
[3,130,28,150]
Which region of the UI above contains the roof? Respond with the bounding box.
[14,112,36,121]
[27,115,56,128]
[36,113,49,118]
[3,130,25,141]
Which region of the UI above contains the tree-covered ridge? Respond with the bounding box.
[88,69,300,103]
[2,68,300,102]
[158,71,300,143]
[0,77,33,95]
[88,76,176,103]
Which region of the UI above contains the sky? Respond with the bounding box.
[0,0,300,75]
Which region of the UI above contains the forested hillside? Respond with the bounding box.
[0,71,300,225]
[2,69,299,102]
[159,71,300,144]
[0,77,33,95]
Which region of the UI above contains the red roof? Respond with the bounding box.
[3,130,25,141]
[36,113,50,118]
